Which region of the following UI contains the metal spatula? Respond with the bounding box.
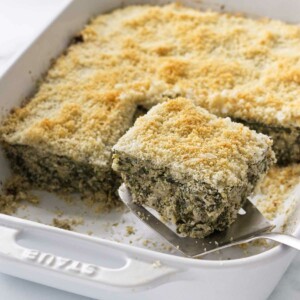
[118,184,300,257]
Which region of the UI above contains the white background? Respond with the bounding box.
[0,1,299,299]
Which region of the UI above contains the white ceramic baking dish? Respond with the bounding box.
[0,1,300,299]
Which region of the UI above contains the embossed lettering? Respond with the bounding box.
[84,265,99,277]
[21,249,100,278]
[23,249,40,261]
[57,257,72,269]
[67,261,82,273]
[40,253,56,266]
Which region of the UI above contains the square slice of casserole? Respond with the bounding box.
[112,98,275,238]
[0,87,136,201]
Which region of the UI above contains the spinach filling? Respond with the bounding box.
[2,143,120,202]
[113,152,269,238]
[234,118,300,165]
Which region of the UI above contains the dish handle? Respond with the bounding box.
[0,215,178,291]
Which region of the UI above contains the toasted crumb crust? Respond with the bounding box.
[86,3,300,129]
[3,4,300,148]
[113,98,275,187]
[255,164,300,220]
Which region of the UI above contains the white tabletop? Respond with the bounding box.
[0,1,299,299]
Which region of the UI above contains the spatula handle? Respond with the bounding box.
[252,232,300,251]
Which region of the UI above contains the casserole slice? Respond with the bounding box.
[112,98,275,238]
[0,84,136,203]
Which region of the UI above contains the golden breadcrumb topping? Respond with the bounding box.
[1,87,136,165]
[2,3,300,164]
[81,3,300,127]
[256,164,300,220]
[113,98,274,187]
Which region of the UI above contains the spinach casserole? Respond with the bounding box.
[1,3,298,228]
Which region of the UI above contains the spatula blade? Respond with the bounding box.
[118,184,274,257]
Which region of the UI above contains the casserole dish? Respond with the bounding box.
[0,1,299,299]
